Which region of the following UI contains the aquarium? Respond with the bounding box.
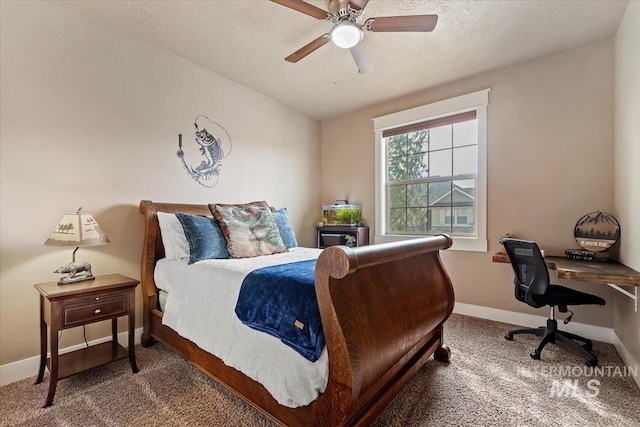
[322,204,362,226]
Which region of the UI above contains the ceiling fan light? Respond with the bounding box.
[330,22,363,49]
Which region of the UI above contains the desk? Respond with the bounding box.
[493,253,640,310]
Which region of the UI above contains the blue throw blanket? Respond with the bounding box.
[235,259,324,362]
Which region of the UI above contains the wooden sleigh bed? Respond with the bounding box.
[139,200,455,427]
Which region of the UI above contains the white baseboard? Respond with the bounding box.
[453,302,618,344]
[613,339,640,389]
[0,327,143,387]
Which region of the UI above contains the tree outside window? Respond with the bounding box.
[385,116,477,237]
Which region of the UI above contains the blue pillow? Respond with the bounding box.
[273,207,298,248]
[175,212,229,264]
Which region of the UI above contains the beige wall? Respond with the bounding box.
[0,2,320,365]
[613,1,640,366]
[321,39,619,328]
[1,0,635,372]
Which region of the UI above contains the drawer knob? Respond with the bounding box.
[94,309,101,314]
[95,297,100,301]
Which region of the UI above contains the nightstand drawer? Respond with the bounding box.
[63,292,128,327]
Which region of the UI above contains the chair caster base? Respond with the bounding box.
[586,358,598,367]
[530,350,541,360]
[505,333,514,341]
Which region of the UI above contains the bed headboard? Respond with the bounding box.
[139,200,213,311]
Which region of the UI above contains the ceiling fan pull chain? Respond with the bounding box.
[333,44,337,84]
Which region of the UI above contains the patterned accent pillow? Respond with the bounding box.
[210,202,288,258]
[175,212,229,264]
[272,207,298,248]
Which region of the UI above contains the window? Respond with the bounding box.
[373,89,489,252]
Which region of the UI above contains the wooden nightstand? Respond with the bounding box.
[34,273,139,407]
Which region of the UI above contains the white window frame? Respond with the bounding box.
[373,89,489,252]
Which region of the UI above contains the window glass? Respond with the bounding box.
[374,89,488,251]
[407,183,429,207]
[453,120,476,147]
[383,118,476,236]
[429,126,451,150]
[388,184,406,208]
[453,146,476,175]
[429,149,452,177]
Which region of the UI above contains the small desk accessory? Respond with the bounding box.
[566,211,620,262]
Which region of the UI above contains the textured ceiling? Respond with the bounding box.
[64,0,628,120]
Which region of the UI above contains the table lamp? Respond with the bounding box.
[44,208,110,284]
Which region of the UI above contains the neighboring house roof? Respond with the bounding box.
[430,183,475,208]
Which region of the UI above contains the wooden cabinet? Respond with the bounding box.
[34,274,139,407]
[316,226,369,249]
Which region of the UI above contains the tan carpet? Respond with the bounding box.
[1,314,638,426]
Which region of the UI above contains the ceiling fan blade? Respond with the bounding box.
[349,43,373,74]
[271,0,331,20]
[285,34,331,63]
[348,0,370,11]
[365,15,438,32]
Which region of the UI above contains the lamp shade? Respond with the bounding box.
[44,210,110,247]
[330,22,363,49]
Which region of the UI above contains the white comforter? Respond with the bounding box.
[154,247,328,408]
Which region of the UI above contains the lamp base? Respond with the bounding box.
[54,261,95,285]
[57,274,95,285]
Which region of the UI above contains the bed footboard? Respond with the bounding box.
[312,236,454,426]
[139,200,454,427]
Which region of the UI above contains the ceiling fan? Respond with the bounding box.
[271,0,438,74]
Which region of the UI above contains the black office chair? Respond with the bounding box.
[502,238,606,366]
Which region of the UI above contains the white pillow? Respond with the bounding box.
[157,212,190,260]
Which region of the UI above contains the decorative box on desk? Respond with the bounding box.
[316,226,369,249]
